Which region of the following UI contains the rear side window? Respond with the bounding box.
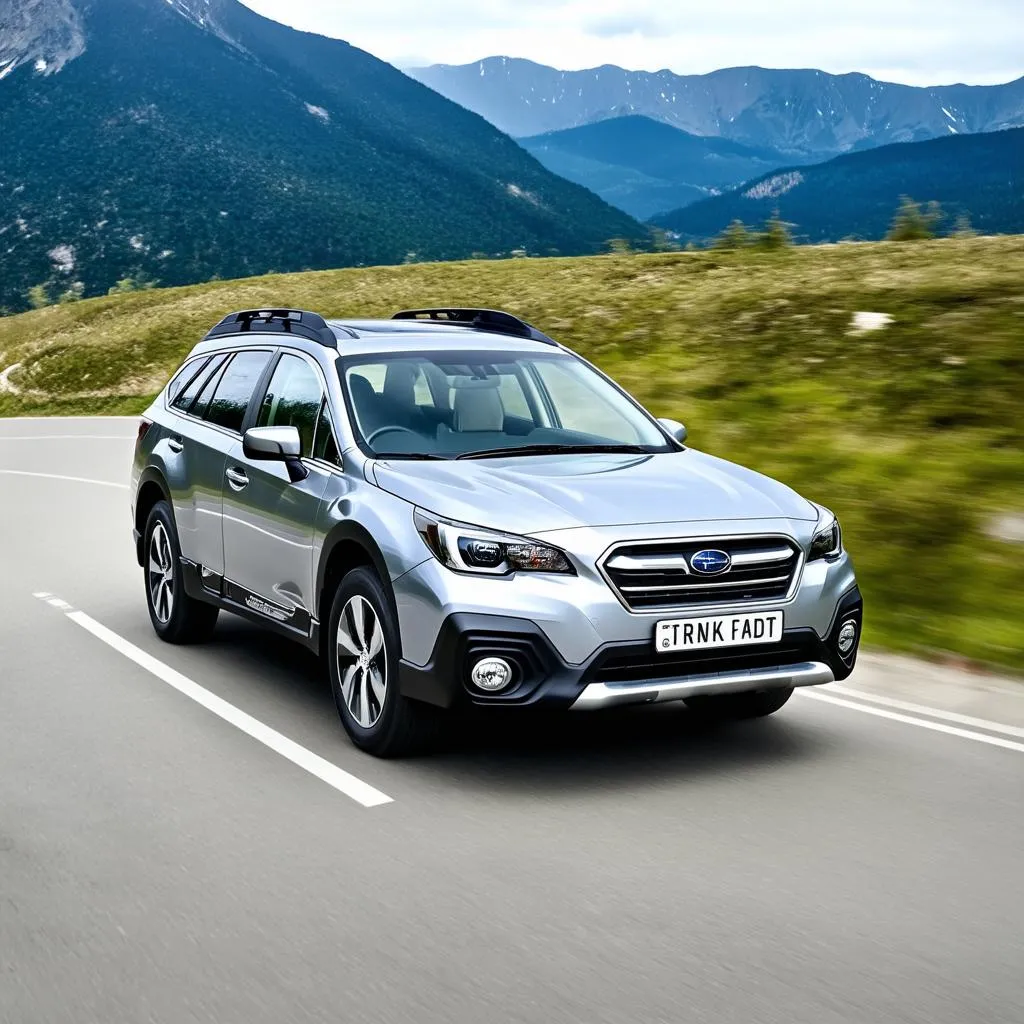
[205,351,272,433]
[168,357,210,404]
[170,355,224,413]
[189,355,230,420]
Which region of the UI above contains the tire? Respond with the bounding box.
[327,566,440,758]
[684,686,794,721]
[143,500,219,644]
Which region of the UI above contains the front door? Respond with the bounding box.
[221,352,334,635]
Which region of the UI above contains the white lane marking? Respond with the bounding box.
[0,469,128,490]
[35,595,393,808]
[0,415,139,422]
[47,597,74,611]
[800,690,1024,754]
[0,435,132,441]
[825,682,1024,740]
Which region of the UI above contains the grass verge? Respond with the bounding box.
[1,236,1022,669]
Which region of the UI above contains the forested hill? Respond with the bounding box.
[653,127,1024,242]
[0,0,643,312]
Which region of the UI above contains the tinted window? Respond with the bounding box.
[205,351,272,432]
[256,354,323,457]
[168,357,210,405]
[312,399,341,466]
[171,355,223,413]
[190,355,230,420]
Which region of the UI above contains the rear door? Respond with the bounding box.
[167,348,273,580]
[221,351,337,635]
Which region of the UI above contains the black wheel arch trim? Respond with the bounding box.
[134,467,173,565]
[316,520,401,655]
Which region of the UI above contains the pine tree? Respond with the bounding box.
[756,211,795,249]
[714,220,752,250]
[887,196,943,241]
[952,213,978,238]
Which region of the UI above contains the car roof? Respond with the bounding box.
[325,320,562,356]
[195,308,567,359]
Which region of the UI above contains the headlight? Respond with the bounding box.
[414,509,575,576]
[809,506,843,561]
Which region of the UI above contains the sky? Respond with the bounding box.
[239,0,1023,87]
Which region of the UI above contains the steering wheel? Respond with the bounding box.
[366,425,420,446]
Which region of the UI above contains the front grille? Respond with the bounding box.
[588,639,814,685]
[602,536,801,612]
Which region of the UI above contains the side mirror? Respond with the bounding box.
[658,418,688,444]
[243,426,308,481]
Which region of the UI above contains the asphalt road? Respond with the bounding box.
[2,417,1022,1024]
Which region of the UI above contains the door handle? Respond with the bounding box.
[167,436,184,453]
[225,466,249,490]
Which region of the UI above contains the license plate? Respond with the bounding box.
[656,612,784,653]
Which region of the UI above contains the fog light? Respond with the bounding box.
[837,620,858,655]
[471,657,513,692]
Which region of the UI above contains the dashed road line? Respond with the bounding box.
[34,593,394,808]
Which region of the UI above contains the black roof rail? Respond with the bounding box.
[391,308,558,345]
[204,309,338,347]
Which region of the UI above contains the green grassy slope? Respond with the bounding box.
[1,237,1022,669]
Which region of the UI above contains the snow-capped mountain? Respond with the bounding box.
[407,58,1024,160]
[0,0,84,81]
[0,0,641,312]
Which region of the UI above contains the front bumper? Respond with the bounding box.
[571,661,834,710]
[398,585,863,711]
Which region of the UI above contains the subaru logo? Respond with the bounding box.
[690,549,732,575]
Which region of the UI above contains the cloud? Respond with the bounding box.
[585,13,669,39]
[239,0,1024,86]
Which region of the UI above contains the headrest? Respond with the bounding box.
[384,362,418,406]
[453,387,504,432]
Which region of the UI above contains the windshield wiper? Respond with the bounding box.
[456,444,653,461]
[374,452,448,461]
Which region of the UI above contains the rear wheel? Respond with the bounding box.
[328,566,440,758]
[684,687,794,721]
[143,500,219,644]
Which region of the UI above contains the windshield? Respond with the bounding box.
[339,349,675,459]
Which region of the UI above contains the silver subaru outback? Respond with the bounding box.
[130,307,862,757]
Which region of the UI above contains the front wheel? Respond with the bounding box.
[327,566,440,758]
[684,687,794,721]
[143,500,219,644]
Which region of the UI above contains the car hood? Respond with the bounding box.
[372,449,818,533]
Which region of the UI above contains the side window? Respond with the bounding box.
[255,354,323,457]
[312,398,342,466]
[170,355,222,413]
[189,355,230,420]
[168,356,210,405]
[205,351,272,433]
[533,360,643,442]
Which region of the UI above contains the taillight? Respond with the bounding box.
[136,419,152,449]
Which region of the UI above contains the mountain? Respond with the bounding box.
[652,127,1024,243]
[0,1,644,313]
[518,115,795,219]
[407,58,1024,159]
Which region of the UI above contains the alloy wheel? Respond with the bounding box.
[148,521,175,624]
[336,595,387,728]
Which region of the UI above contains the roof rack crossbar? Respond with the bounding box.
[391,308,558,345]
[204,308,338,347]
